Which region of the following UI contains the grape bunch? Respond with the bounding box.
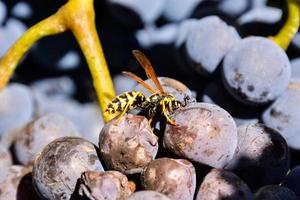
[1,0,300,200]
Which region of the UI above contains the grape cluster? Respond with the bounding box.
[1,0,300,200]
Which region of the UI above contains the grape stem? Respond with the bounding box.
[0,0,116,122]
[271,0,300,50]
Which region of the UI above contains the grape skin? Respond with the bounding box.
[225,123,290,189]
[262,80,300,150]
[222,36,291,105]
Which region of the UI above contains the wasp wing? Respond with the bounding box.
[132,50,165,94]
[122,71,156,93]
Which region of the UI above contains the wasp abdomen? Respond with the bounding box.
[105,91,145,114]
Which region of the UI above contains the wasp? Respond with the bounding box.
[105,50,182,125]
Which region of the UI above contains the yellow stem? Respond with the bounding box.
[64,0,115,122]
[0,0,115,122]
[0,13,66,90]
[271,0,300,50]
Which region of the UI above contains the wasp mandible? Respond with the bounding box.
[105,50,182,125]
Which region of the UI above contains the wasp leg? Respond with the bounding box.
[161,100,176,125]
[114,103,131,125]
[147,106,156,127]
[168,99,173,112]
[148,117,153,127]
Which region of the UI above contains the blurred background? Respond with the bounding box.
[0,0,294,103]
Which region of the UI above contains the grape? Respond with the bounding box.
[32,137,104,200]
[162,0,202,22]
[292,33,300,50]
[218,0,250,17]
[238,7,283,37]
[0,0,6,25]
[225,123,290,189]
[0,165,39,200]
[108,0,165,25]
[238,7,282,25]
[222,36,291,105]
[14,113,81,166]
[254,185,299,200]
[185,16,240,75]
[262,80,300,150]
[135,24,178,48]
[113,74,137,95]
[31,32,82,71]
[164,102,238,168]
[30,76,76,99]
[77,103,105,144]
[33,90,104,145]
[128,191,171,200]
[78,171,133,200]
[175,19,199,48]
[196,169,253,200]
[0,83,34,136]
[0,18,27,57]
[11,2,32,19]
[141,158,196,200]
[282,166,300,198]
[291,58,300,79]
[252,0,267,7]
[0,143,12,170]
[99,114,158,174]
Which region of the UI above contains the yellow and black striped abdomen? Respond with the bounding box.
[105,91,146,114]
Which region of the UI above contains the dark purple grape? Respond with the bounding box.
[99,114,158,174]
[184,16,240,75]
[262,80,300,150]
[283,166,300,198]
[141,158,196,200]
[254,185,299,200]
[78,171,133,200]
[225,123,290,189]
[128,191,171,200]
[164,102,238,168]
[196,169,253,200]
[33,137,104,200]
[14,113,81,165]
[222,36,291,105]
